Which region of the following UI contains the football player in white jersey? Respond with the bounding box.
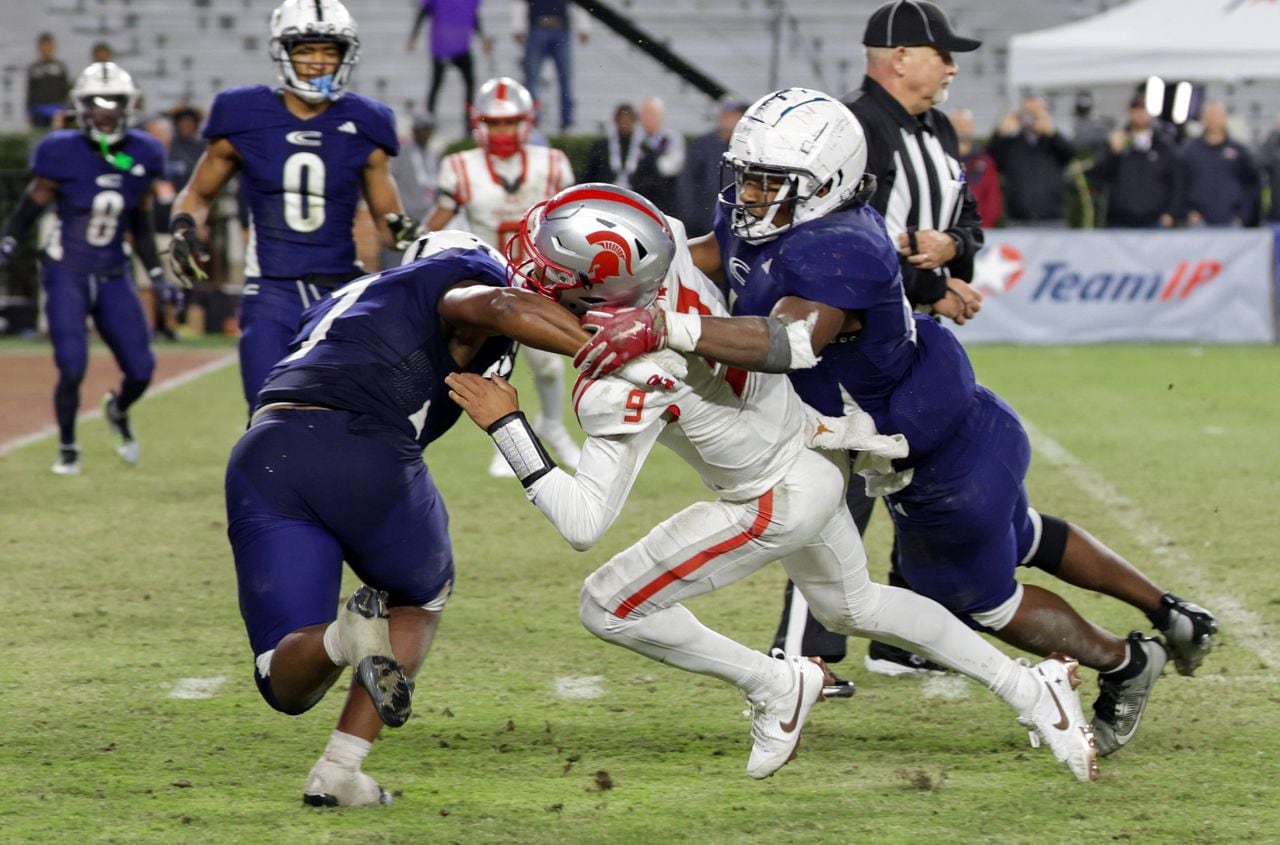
[425,76,580,476]
[445,184,1099,782]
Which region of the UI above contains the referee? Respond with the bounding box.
[772,0,987,683]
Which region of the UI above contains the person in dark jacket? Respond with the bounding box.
[26,33,71,129]
[951,107,1003,227]
[1093,97,1180,228]
[1180,101,1259,227]
[679,98,746,237]
[989,95,1076,225]
[1257,117,1280,223]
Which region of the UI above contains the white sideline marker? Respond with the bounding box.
[169,676,227,700]
[1023,419,1273,669]
[0,352,237,458]
[555,675,605,700]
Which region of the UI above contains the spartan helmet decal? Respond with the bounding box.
[507,184,675,317]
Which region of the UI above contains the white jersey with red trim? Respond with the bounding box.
[524,219,810,550]
[436,145,574,250]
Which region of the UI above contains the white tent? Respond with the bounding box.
[1008,0,1280,92]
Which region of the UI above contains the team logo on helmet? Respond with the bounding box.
[585,231,633,284]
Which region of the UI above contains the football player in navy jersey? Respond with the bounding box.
[574,89,1219,759]
[170,0,419,407]
[225,231,591,807]
[0,62,167,475]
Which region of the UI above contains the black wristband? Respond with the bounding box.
[486,411,558,488]
[170,212,197,235]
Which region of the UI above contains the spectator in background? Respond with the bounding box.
[1070,89,1112,165]
[582,103,639,185]
[26,33,71,129]
[989,95,1076,226]
[407,0,489,126]
[1092,95,1179,229]
[679,98,745,237]
[1180,101,1259,227]
[92,42,114,64]
[1256,115,1280,224]
[383,115,439,269]
[166,105,206,192]
[514,0,589,132]
[630,97,685,216]
[950,107,1003,228]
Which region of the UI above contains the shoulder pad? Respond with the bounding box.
[773,210,900,309]
[203,85,274,139]
[573,374,680,438]
[342,94,399,155]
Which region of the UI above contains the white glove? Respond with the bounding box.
[806,411,909,459]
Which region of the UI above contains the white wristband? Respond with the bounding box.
[664,310,703,353]
[785,314,820,370]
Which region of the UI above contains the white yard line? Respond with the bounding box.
[0,352,236,458]
[1023,419,1273,669]
[554,675,606,700]
[168,676,228,700]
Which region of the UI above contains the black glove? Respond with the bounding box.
[385,212,420,251]
[0,236,16,270]
[168,213,209,287]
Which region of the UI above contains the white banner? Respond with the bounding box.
[955,229,1276,344]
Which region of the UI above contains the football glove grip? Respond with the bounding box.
[386,212,421,251]
[574,307,672,379]
[168,213,209,287]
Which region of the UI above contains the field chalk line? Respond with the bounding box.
[1023,419,1273,670]
[0,352,236,458]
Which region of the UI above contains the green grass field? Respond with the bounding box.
[1,340,1277,844]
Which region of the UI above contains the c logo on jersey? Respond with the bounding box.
[95,173,124,189]
[285,130,324,148]
[727,256,751,288]
[972,242,1024,296]
[584,231,633,284]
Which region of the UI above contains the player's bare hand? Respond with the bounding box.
[932,278,983,325]
[898,229,957,269]
[446,372,519,429]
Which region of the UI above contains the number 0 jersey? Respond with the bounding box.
[435,145,574,250]
[256,248,513,449]
[31,129,165,274]
[204,85,399,279]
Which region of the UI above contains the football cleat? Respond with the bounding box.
[533,419,581,472]
[302,757,391,808]
[864,640,947,677]
[338,586,414,728]
[1091,633,1168,757]
[51,445,82,476]
[1017,653,1098,782]
[1152,593,1217,677]
[102,392,139,465]
[745,652,826,779]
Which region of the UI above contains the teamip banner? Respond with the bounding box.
[954,229,1276,344]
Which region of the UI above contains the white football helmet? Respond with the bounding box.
[470,77,535,158]
[401,229,505,267]
[721,88,873,244]
[71,62,140,145]
[269,0,360,103]
[509,183,676,317]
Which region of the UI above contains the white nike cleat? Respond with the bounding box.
[1017,653,1099,782]
[533,419,581,472]
[337,586,413,728]
[745,652,826,779]
[302,757,391,807]
[487,448,517,478]
[51,445,82,476]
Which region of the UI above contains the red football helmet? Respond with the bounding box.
[507,183,676,317]
[470,76,534,158]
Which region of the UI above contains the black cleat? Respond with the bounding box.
[864,640,948,677]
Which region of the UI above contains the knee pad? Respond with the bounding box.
[968,583,1024,632]
[1022,510,1069,574]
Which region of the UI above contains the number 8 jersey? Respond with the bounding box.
[31,129,165,274]
[203,85,399,279]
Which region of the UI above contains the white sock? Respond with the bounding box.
[991,659,1042,715]
[581,596,779,697]
[322,621,347,667]
[323,730,372,769]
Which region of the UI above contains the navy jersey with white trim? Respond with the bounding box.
[31,129,165,274]
[714,202,977,460]
[257,248,513,448]
[204,85,398,279]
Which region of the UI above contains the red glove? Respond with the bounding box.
[573,306,668,378]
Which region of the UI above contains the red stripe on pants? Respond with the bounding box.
[614,489,775,619]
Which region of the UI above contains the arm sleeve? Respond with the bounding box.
[900,262,948,305]
[128,204,163,273]
[435,153,464,210]
[524,423,666,551]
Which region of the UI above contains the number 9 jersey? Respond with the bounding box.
[204,84,399,279]
[31,129,165,274]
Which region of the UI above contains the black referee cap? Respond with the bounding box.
[863,1,982,53]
